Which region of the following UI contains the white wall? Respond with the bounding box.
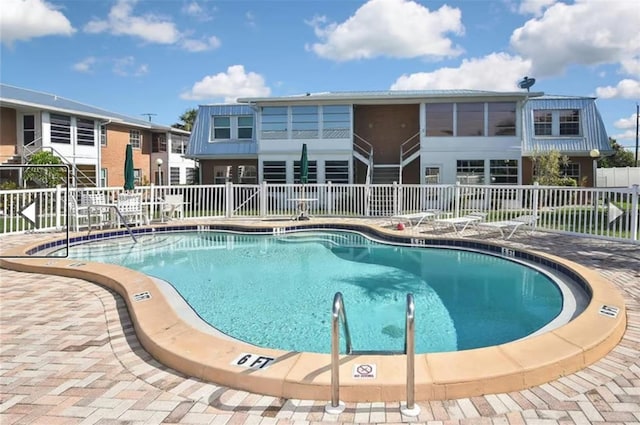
[597,167,640,187]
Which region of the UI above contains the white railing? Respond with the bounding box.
[1,182,638,243]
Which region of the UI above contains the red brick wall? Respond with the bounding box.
[354,104,420,164]
[0,107,17,163]
[101,124,151,187]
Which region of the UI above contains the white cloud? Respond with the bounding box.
[611,129,637,142]
[510,0,640,77]
[517,0,556,16]
[181,65,271,103]
[306,0,464,61]
[246,11,256,28]
[614,113,639,130]
[621,57,640,76]
[113,56,149,77]
[0,0,75,46]
[181,36,221,52]
[595,79,640,99]
[182,1,214,22]
[84,0,181,44]
[390,53,532,91]
[73,57,97,73]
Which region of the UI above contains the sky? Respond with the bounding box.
[1,0,639,149]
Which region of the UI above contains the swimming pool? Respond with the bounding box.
[58,230,569,354]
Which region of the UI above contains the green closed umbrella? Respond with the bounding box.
[124,144,135,191]
[300,143,309,184]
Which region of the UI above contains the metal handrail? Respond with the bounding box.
[400,132,421,164]
[404,293,416,411]
[329,292,352,409]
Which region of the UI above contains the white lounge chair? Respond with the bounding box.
[477,215,538,239]
[390,210,440,229]
[432,212,487,236]
[116,193,143,226]
[161,194,184,222]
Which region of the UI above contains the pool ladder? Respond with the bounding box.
[326,292,420,416]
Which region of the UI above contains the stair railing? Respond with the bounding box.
[399,132,421,184]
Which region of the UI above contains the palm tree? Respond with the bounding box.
[172,108,197,132]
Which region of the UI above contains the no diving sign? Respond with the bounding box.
[353,363,377,379]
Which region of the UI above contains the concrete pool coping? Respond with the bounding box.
[0,220,627,402]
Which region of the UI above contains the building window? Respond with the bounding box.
[170,167,180,185]
[238,116,253,139]
[425,103,453,137]
[559,110,580,136]
[424,167,441,184]
[561,162,580,183]
[212,117,231,139]
[214,165,232,184]
[238,165,257,184]
[129,130,141,148]
[488,103,516,136]
[23,115,36,145]
[533,111,553,136]
[457,103,484,136]
[490,160,518,184]
[186,167,197,184]
[325,160,349,183]
[292,106,318,139]
[261,107,288,139]
[100,125,107,146]
[152,134,167,152]
[172,134,188,153]
[100,168,107,187]
[293,160,318,183]
[456,160,485,184]
[133,169,142,185]
[50,114,71,144]
[76,118,95,146]
[322,105,350,138]
[262,161,286,183]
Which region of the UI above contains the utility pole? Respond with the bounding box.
[635,103,639,166]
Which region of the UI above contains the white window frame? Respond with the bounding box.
[129,130,142,149]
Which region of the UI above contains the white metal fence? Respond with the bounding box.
[1,182,638,243]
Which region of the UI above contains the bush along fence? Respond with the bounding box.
[0,182,638,243]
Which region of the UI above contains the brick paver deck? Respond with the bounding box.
[1,220,638,424]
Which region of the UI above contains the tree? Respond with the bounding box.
[172,108,197,132]
[531,150,576,186]
[23,151,66,187]
[598,138,635,168]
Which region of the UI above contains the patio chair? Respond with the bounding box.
[477,215,538,239]
[161,194,184,222]
[67,195,91,231]
[390,210,440,229]
[432,212,488,236]
[116,193,143,227]
[82,193,111,229]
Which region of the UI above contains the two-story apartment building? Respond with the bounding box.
[0,84,196,188]
[185,90,611,187]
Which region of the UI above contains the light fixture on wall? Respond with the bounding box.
[156,158,163,186]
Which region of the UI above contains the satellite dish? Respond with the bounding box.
[518,76,536,92]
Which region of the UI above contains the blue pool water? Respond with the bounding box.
[59,230,564,354]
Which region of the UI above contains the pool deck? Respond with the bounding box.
[1,218,639,424]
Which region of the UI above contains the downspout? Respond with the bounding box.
[98,120,112,187]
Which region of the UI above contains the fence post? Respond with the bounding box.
[631,184,639,242]
[260,181,268,217]
[225,182,233,218]
[327,182,333,216]
[532,182,539,228]
[454,182,461,217]
[55,185,62,229]
[393,181,400,216]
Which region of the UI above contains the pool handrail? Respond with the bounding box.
[402,293,419,416]
[329,292,352,410]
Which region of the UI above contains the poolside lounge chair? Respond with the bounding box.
[390,210,440,229]
[116,193,143,226]
[477,215,538,239]
[161,194,184,222]
[432,212,487,236]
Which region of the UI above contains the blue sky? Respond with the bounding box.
[1,0,639,149]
